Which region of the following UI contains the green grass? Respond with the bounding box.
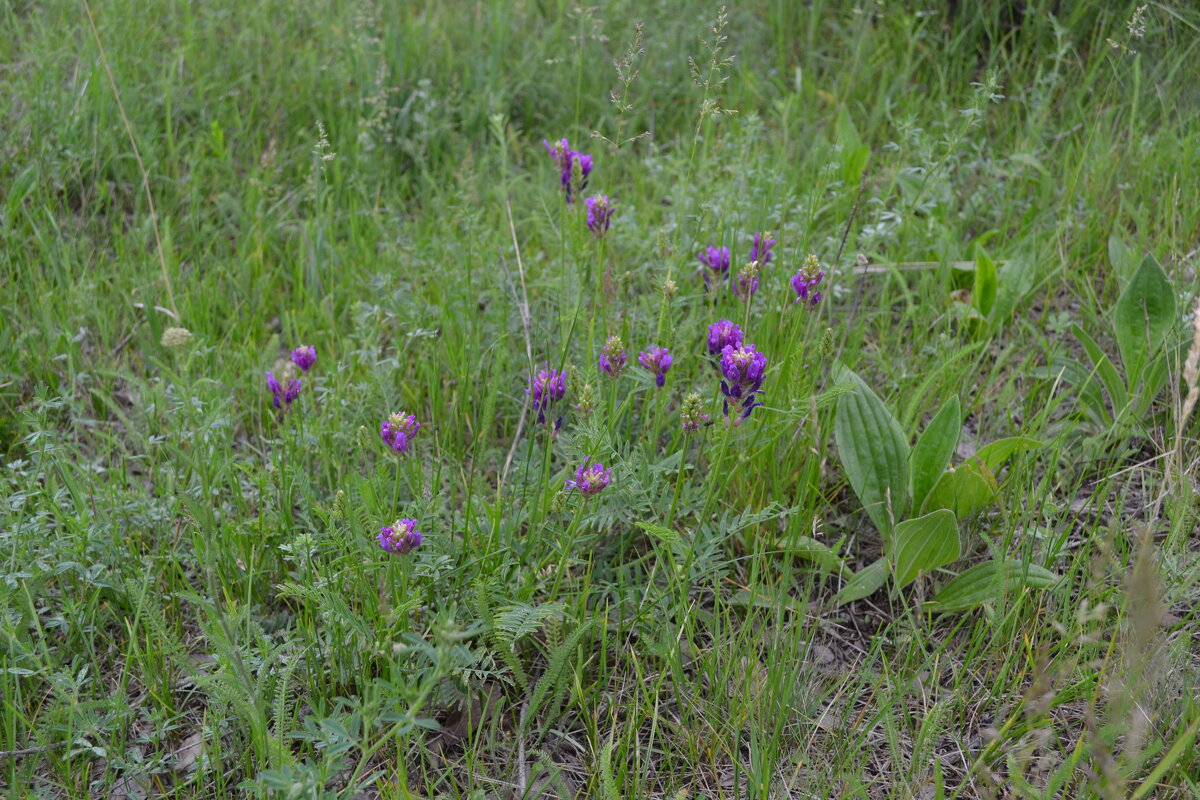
[2,0,1200,797]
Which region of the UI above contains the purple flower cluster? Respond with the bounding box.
[791,254,824,308]
[707,319,744,356]
[638,347,673,388]
[528,362,567,427]
[566,458,612,497]
[719,344,768,422]
[750,232,776,265]
[586,195,615,238]
[599,336,627,379]
[378,518,423,555]
[266,371,301,410]
[381,411,421,454]
[544,138,593,204]
[290,345,317,372]
[698,245,731,288]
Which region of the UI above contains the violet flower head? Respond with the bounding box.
[266,371,301,410]
[638,346,673,388]
[585,194,615,238]
[543,138,593,203]
[719,343,768,421]
[528,362,567,426]
[598,336,627,379]
[680,392,711,433]
[378,518,423,555]
[381,411,421,454]
[707,319,744,357]
[791,253,825,308]
[565,458,612,497]
[750,231,776,266]
[734,261,760,298]
[290,345,317,372]
[698,245,731,288]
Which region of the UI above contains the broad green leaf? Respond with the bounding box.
[835,558,887,605]
[927,559,1058,612]
[833,363,910,537]
[889,509,960,588]
[972,436,1042,473]
[990,252,1038,325]
[775,535,843,575]
[1114,253,1176,386]
[843,145,870,186]
[910,395,961,512]
[1107,233,1138,282]
[973,247,998,318]
[1071,323,1127,416]
[921,462,998,519]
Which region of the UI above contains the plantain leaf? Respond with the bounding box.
[927,559,1058,613]
[835,558,887,605]
[973,246,998,318]
[833,363,910,538]
[910,395,961,513]
[972,436,1041,473]
[889,509,960,588]
[1113,253,1176,386]
[920,462,998,519]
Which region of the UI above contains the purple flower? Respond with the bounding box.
[378,518,423,554]
[543,138,593,203]
[565,458,611,497]
[733,262,760,298]
[749,232,776,266]
[638,347,673,388]
[290,345,317,372]
[266,371,301,410]
[698,245,731,288]
[599,336,627,379]
[585,194,615,238]
[707,320,744,356]
[528,362,567,426]
[381,411,421,454]
[719,344,768,421]
[791,254,825,308]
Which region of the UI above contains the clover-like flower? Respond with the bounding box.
[266,371,301,410]
[543,138,593,203]
[791,253,825,308]
[734,261,760,298]
[707,319,744,357]
[585,194,615,238]
[528,362,567,426]
[290,345,317,372]
[750,231,776,266]
[565,458,612,497]
[381,411,421,454]
[638,347,673,388]
[378,518,423,555]
[698,245,731,288]
[599,336,627,379]
[719,344,768,421]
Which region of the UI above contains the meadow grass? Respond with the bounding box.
[2,0,1200,797]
